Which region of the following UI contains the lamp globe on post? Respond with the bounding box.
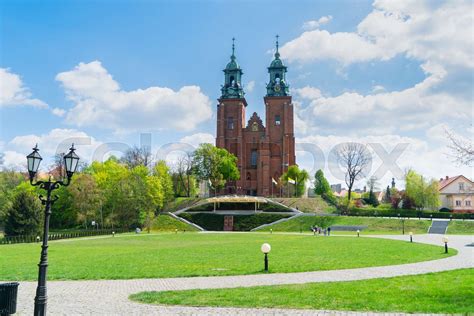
[261,243,271,271]
[409,231,413,243]
[27,144,42,181]
[443,236,449,253]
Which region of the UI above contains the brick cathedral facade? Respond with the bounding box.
[216,38,296,196]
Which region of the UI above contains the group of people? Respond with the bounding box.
[311,225,331,236]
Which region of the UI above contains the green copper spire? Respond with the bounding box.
[266,35,289,97]
[221,37,245,99]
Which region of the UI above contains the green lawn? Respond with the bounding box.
[151,214,198,232]
[271,197,336,213]
[0,233,452,281]
[131,269,474,314]
[447,220,474,234]
[258,215,432,234]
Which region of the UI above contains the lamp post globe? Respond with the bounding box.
[261,243,271,271]
[261,243,271,254]
[27,144,43,181]
[409,231,413,242]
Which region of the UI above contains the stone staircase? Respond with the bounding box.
[428,220,449,234]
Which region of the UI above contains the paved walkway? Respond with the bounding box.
[10,234,474,315]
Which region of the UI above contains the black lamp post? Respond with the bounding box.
[409,231,413,243]
[27,144,79,316]
[443,236,449,254]
[261,243,271,271]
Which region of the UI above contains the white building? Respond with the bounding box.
[439,175,473,213]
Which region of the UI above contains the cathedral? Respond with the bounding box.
[216,37,296,196]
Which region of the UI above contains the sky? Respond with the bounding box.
[0,0,472,189]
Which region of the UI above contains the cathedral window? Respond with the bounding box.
[227,117,234,129]
[251,149,258,167]
[275,115,281,125]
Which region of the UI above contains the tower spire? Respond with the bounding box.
[231,37,235,59]
[275,34,280,58]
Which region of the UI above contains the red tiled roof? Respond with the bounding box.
[439,175,473,190]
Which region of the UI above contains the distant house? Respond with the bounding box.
[438,175,474,213]
[330,184,342,194]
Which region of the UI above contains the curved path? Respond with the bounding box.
[11,234,473,315]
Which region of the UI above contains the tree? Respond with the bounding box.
[152,160,174,204]
[68,174,103,229]
[121,146,152,168]
[0,170,24,224]
[174,152,194,197]
[5,183,42,236]
[365,176,379,207]
[192,144,239,192]
[384,185,391,203]
[335,143,371,201]
[281,165,309,197]
[445,128,473,166]
[314,169,331,196]
[405,170,440,210]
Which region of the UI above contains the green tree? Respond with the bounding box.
[0,170,24,224]
[5,182,42,236]
[314,169,331,195]
[384,185,391,203]
[69,174,103,229]
[192,144,239,191]
[405,170,440,210]
[366,176,380,207]
[281,165,309,197]
[153,160,174,204]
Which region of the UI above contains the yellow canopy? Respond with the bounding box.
[206,195,268,204]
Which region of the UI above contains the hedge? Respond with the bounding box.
[179,213,290,231]
[0,228,130,245]
[186,202,291,213]
[344,207,473,220]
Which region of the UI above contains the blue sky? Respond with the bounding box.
[1,0,472,188]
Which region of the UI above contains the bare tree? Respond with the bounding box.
[335,143,371,201]
[175,152,193,197]
[121,146,152,168]
[445,129,473,166]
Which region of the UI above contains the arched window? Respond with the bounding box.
[230,75,235,86]
[251,150,258,167]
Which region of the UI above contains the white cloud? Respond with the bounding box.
[371,85,385,93]
[180,133,214,147]
[295,133,472,189]
[282,1,473,68]
[56,61,213,133]
[7,128,105,171]
[246,81,256,93]
[51,107,66,117]
[302,15,333,31]
[0,68,47,108]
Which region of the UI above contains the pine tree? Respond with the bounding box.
[5,186,42,236]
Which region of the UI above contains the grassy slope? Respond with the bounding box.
[164,197,203,212]
[131,269,474,314]
[447,220,474,234]
[151,214,198,232]
[272,197,336,213]
[258,216,432,234]
[0,234,451,281]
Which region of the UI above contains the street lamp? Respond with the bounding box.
[443,236,449,253]
[261,243,271,271]
[357,229,360,237]
[27,144,79,316]
[409,231,413,243]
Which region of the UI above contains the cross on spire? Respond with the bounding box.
[232,37,235,57]
[275,34,280,58]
